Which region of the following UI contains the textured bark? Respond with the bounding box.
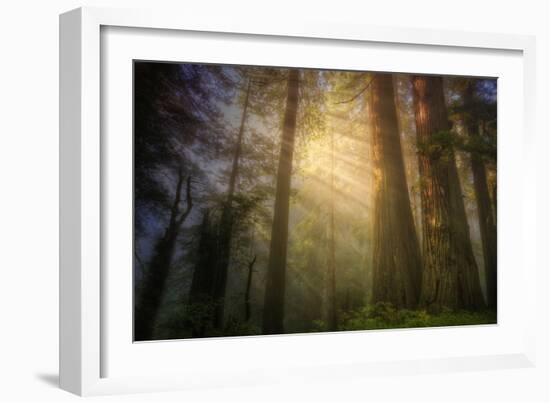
[212,79,252,329]
[412,76,485,311]
[262,69,300,334]
[464,83,497,310]
[369,74,423,308]
[134,173,193,341]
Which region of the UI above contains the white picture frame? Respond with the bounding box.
[60,6,537,396]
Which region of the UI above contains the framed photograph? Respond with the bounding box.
[60,6,537,396]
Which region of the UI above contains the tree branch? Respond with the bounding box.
[248,255,257,270]
[334,77,375,105]
[169,167,185,228]
[176,176,193,226]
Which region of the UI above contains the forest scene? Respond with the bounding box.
[133,61,497,341]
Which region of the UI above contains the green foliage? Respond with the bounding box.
[222,317,261,337]
[159,299,496,339]
[297,70,327,143]
[157,297,218,339]
[288,303,496,335]
[158,300,258,339]
[338,302,496,331]
[454,132,497,163]
[310,319,329,333]
[231,190,269,226]
[416,130,455,161]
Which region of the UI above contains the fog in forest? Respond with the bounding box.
[133,62,497,341]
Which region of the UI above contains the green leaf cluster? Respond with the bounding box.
[416,130,455,161]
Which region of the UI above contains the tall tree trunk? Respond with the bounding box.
[464,83,497,310]
[188,209,218,337]
[189,210,217,299]
[369,74,423,308]
[212,79,252,329]
[411,76,484,311]
[134,172,193,341]
[244,255,257,322]
[327,130,337,330]
[262,69,300,334]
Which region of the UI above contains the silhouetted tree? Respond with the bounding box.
[263,69,300,334]
[463,81,497,309]
[135,171,193,340]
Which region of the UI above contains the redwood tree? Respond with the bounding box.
[369,73,423,308]
[412,75,485,311]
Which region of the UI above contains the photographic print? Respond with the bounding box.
[133,62,497,341]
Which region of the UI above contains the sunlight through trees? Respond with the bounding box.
[133,63,497,340]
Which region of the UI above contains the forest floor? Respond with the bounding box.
[156,301,497,340]
[332,302,497,332]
